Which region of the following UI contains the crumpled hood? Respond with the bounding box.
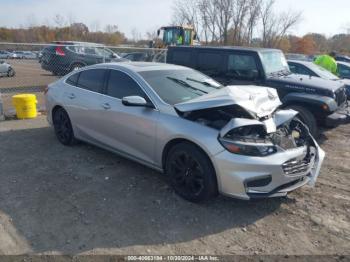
[175,85,282,118]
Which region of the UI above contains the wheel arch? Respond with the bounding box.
[161,138,217,176]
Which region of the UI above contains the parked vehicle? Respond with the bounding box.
[0,50,11,59]
[122,52,150,61]
[46,62,325,202]
[337,61,350,79]
[285,53,312,61]
[0,60,15,77]
[288,60,350,98]
[9,51,24,59]
[335,55,350,63]
[41,41,128,76]
[167,46,350,136]
[22,51,37,59]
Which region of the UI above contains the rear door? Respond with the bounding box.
[97,69,159,165]
[63,68,108,142]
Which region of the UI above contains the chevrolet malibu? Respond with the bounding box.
[45,62,325,202]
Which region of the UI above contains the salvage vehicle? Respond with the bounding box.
[0,60,15,77]
[40,41,127,76]
[288,60,350,98]
[337,61,350,79]
[335,55,350,63]
[167,46,350,136]
[46,62,325,202]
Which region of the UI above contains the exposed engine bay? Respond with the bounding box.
[179,105,254,130]
[180,105,315,155]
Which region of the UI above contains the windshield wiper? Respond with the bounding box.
[167,77,208,94]
[186,77,222,89]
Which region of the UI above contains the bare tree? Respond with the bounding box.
[260,0,302,48]
[53,14,66,28]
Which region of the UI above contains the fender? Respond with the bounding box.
[281,92,338,113]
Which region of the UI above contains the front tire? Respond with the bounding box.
[53,108,76,146]
[286,105,318,137]
[165,142,218,202]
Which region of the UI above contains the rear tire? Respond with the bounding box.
[53,108,77,146]
[286,105,318,137]
[165,142,218,202]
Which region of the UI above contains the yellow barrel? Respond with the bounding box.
[12,94,37,119]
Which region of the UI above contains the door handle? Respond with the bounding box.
[102,103,111,110]
[68,93,76,99]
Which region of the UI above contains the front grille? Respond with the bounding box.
[335,87,347,106]
[282,147,315,176]
[282,159,311,176]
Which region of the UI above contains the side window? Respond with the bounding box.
[288,63,298,74]
[66,72,80,86]
[297,65,315,76]
[77,69,106,93]
[197,52,222,73]
[227,54,258,75]
[107,70,147,99]
[339,64,350,77]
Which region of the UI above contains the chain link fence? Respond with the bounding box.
[0,42,167,119]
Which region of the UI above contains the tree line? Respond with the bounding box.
[0,1,349,55]
[0,23,126,46]
[172,0,350,54]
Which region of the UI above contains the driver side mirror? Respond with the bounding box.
[157,29,161,36]
[122,96,154,108]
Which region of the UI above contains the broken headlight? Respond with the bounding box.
[219,138,277,157]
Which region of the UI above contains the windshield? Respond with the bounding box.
[139,69,223,105]
[308,62,339,80]
[260,51,290,75]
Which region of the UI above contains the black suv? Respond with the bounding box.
[167,46,350,136]
[41,41,126,76]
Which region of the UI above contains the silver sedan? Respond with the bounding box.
[45,62,325,202]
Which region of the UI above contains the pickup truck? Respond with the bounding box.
[167,46,350,136]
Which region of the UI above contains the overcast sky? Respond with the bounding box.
[0,0,349,38]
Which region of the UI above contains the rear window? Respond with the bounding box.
[77,69,106,93]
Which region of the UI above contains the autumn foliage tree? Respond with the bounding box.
[293,35,316,55]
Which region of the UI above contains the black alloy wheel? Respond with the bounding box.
[53,108,76,146]
[166,143,218,202]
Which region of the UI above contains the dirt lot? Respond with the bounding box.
[0,116,349,256]
[0,59,57,90]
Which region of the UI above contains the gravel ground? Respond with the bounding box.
[0,116,349,256]
[0,59,57,90]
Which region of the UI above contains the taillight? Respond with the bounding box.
[55,46,65,56]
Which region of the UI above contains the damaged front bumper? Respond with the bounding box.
[325,102,350,127]
[212,110,326,200]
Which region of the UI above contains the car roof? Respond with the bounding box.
[288,60,314,66]
[51,41,104,46]
[94,62,190,72]
[168,45,279,53]
[337,61,350,67]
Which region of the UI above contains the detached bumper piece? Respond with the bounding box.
[326,103,350,127]
[247,177,310,199]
